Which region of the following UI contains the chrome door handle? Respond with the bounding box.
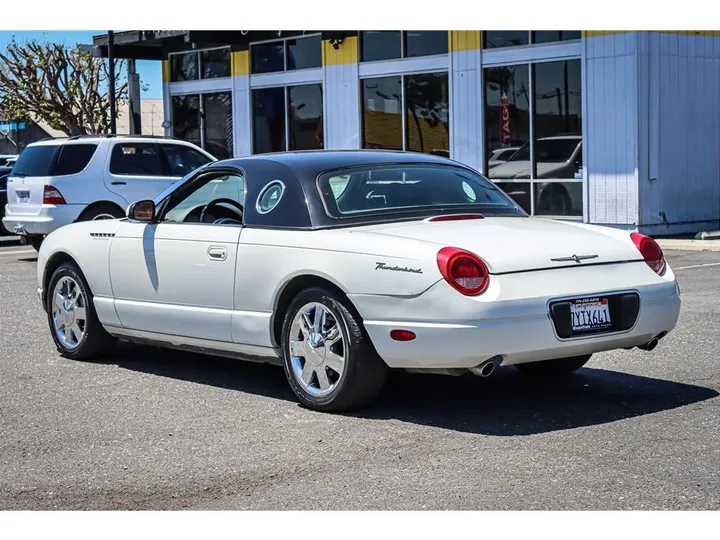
[207,246,227,261]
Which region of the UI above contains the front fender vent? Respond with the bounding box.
[90,232,115,238]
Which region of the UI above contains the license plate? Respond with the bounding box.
[570,297,611,332]
[16,190,30,203]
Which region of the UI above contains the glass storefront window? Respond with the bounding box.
[484,57,583,217]
[252,87,286,153]
[286,35,323,70]
[200,48,231,79]
[172,95,201,148]
[203,92,234,160]
[251,35,322,74]
[532,31,582,44]
[170,52,199,82]
[288,84,324,150]
[483,31,529,49]
[485,64,531,181]
[362,76,403,151]
[251,42,286,74]
[404,31,448,57]
[405,73,449,155]
[361,73,449,156]
[360,31,402,62]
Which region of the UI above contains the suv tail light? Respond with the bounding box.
[630,232,665,274]
[437,247,490,296]
[43,185,66,205]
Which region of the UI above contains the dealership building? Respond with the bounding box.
[92,30,720,235]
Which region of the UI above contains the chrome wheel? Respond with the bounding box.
[288,302,346,397]
[51,276,87,350]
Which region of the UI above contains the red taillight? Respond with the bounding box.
[630,232,665,274]
[390,329,416,341]
[43,185,66,205]
[437,247,490,296]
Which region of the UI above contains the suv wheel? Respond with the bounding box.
[79,204,124,222]
[26,235,44,252]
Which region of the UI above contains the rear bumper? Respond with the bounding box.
[358,280,681,370]
[2,204,85,235]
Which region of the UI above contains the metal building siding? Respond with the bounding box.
[638,32,720,234]
[449,47,483,172]
[322,37,361,150]
[583,32,639,226]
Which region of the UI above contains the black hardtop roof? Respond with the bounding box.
[208,149,472,177]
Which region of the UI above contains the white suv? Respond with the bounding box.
[2,135,216,249]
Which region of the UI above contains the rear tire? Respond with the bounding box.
[514,354,591,376]
[78,203,124,222]
[280,287,388,412]
[46,261,117,360]
[27,235,44,252]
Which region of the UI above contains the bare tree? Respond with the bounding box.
[0,38,128,136]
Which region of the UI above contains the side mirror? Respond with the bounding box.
[127,200,156,222]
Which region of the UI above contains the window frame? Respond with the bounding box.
[251,82,324,154]
[481,55,583,219]
[168,46,232,83]
[249,33,323,75]
[359,31,449,63]
[360,70,450,154]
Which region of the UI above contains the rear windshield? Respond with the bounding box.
[11,144,97,177]
[11,146,59,176]
[318,164,524,219]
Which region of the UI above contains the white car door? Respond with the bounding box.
[108,172,246,342]
[104,141,211,206]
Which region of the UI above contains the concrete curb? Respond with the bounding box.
[657,239,720,252]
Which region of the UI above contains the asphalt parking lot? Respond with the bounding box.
[0,236,718,510]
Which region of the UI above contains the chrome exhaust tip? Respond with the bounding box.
[470,356,502,377]
[637,336,659,351]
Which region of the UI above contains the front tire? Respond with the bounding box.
[46,262,116,360]
[280,287,388,412]
[514,354,591,376]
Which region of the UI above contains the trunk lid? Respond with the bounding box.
[352,216,643,274]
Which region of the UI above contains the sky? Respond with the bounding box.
[0,31,163,99]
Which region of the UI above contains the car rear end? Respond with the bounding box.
[348,218,681,372]
[2,141,99,238]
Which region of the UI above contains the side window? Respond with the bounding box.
[256,181,285,214]
[163,173,245,224]
[51,144,98,176]
[109,144,165,176]
[162,144,213,177]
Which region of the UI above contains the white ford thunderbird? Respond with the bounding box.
[36,150,681,411]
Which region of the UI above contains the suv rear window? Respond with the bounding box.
[10,146,59,176]
[10,144,98,177]
[110,143,165,176]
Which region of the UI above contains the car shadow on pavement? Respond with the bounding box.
[105,343,718,436]
[365,368,718,436]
